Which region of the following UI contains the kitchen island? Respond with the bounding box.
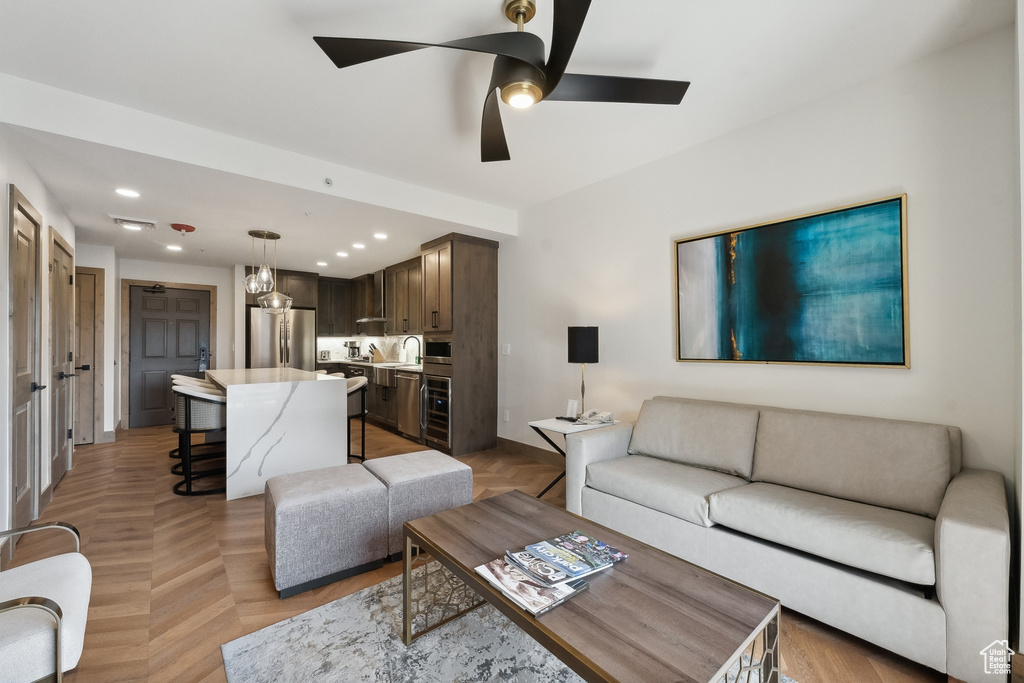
[206,368,347,500]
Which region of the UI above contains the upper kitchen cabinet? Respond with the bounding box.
[349,273,381,335]
[317,277,350,336]
[244,268,318,308]
[386,257,422,335]
[280,272,319,308]
[421,240,452,332]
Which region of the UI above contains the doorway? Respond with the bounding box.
[127,284,211,428]
[8,185,42,534]
[74,267,105,445]
[48,228,75,497]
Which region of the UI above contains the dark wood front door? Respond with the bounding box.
[128,286,211,428]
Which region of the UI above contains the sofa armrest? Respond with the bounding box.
[934,468,1010,681]
[564,423,633,515]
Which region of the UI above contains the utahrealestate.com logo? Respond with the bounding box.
[980,640,1014,675]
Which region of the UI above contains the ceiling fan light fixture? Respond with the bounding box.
[501,80,542,109]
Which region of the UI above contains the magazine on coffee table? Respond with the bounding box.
[475,558,588,616]
[505,530,628,585]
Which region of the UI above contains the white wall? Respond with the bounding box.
[498,27,1019,490]
[0,125,77,530]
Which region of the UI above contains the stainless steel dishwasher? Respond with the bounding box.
[396,371,422,440]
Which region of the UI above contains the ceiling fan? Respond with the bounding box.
[314,0,690,162]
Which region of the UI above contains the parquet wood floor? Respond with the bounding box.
[12,423,948,682]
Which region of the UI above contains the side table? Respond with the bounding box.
[528,418,619,499]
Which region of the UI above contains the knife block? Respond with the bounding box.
[372,348,387,363]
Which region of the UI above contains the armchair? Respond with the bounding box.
[0,522,91,682]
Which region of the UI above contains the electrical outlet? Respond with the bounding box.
[503,410,510,422]
[501,344,511,355]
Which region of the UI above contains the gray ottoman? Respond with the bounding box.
[265,463,387,598]
[363,450,474,558]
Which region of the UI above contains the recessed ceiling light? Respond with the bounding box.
[167,245,182,251]
[374,233,387,240]
[353,243,365,249]
[116,188,140,198]
[113,217,155,230]
[336,252,348,258]
[316,261,327,267]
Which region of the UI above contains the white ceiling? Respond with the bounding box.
[0,0,1014,278]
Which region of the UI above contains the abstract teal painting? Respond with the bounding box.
[675,195,908,366]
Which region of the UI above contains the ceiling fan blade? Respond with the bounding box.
[481,67,511,162]
[542,0,592,97]
[314,32,545,70]
[313,37,426,69]
[546,73,690,104]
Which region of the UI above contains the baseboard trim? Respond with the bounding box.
[97,430,116,444]
[497,437,562,467]
[278,558,385,599]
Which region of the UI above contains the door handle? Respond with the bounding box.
[420,383,428,430]
[30,382,47,392]
[279,319,286,365]
[58,371,77,380]
[74,364,90,371]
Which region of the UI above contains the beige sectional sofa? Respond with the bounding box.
[564,396,1009,683]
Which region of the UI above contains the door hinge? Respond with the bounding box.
[70,274,74,285]
[67,428,73,439]
[68,351,73,362]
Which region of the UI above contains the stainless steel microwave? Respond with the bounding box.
[423,337,452,364]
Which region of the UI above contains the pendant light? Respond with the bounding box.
[243,233,261,294]
[257,232,293,314]
[246,229,277,294]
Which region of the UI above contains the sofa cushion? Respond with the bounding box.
[709,482,936,585]
[627,397,760,478]
[751,408,960,518]
[586,455,748,527]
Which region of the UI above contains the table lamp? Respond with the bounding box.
[568,326,599,415]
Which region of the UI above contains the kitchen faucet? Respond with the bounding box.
[403,336,421,364]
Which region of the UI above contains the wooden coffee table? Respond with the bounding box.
[402,489,780,683]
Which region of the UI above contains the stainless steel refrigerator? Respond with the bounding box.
[248,308,316,371]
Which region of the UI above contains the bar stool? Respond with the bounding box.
[172,384,227,496]
[169,375,223,464]
[346,376,368,462]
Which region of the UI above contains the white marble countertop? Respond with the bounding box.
[207,367,339,387]
[318,360,423,372]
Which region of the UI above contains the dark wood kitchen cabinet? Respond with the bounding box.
[244,267,318,308]
[421,240,452,332]
[419,233,498,456]
[366,383,396,426]
[317,277,350,336]
[348,274,375,334]
[386,257,422,335]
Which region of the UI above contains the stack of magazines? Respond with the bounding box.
[474,530,627,616]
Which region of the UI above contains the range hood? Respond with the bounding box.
[356,270,387,324]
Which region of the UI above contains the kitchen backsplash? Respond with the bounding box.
[317,335,423,363]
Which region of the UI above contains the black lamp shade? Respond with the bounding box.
[568,326,599,364]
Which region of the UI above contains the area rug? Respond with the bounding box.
[222,567,795,682]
